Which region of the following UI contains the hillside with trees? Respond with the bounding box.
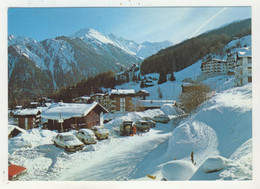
[140,18,251,76]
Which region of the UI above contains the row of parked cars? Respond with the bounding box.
[119,114,170,136]
[52,114,171,151]
[51,126,109,152]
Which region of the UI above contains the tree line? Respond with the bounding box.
[140,18,251,76]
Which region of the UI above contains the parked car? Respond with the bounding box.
[52,133,84,152]
[8,162,27,180]
[92,126,109,140]
[152,114,170,123]
[120,121,134,136]
[134,120,150,132]
[142,117,156,128]
[76,129,98,144]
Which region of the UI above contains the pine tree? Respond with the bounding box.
[158,72,167,84]
[170,72,176,81]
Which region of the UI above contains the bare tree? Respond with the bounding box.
[179,83,212,113]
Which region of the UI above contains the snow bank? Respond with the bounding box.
[165,121,219,164]
[160,83,252,180]
[160,104,185,116]
[201,156,230,173]
[8,128,57,153]
[190,139,252,180]
[161,160,197,180]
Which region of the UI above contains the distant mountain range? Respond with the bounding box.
[8,28,173,106]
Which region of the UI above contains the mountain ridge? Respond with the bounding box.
[8,28,172,106]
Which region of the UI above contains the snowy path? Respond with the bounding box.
[58,123,174,181]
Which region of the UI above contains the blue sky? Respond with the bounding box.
[8,7,251,44]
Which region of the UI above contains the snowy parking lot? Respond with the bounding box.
[8,119,175,181]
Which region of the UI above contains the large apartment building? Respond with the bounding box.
[201,58,227,76]
[234,47,252,86]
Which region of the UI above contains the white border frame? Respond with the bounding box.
[1,0,260,189]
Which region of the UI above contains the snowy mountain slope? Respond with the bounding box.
[8,28,172,105]
[71,28,174,58]
[8,34,140,103]
[108,33,174,58]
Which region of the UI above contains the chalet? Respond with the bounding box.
[29,102,40,109]
[13,108,41,130]
[110,89,136,113]
[41,102,108,132]
[72,96,91,103]
[136,100,176,111]
[136,90,150,100]
[235,47,252,86]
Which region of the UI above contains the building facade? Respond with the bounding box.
[234,47,252,86]
[110,89,136,113]
[41,102,108,132]
[201,58,227,76]
[13,109,41,130]
[90,93,112,111]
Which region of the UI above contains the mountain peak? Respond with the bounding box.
[8,34,38,46]
[70,28,97,37]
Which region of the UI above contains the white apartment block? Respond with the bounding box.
[201,58,227,76]
[234,47,252,87]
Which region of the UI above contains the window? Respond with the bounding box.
[248,77,252,83]
[120,98,126,112]
[248,58,252,64]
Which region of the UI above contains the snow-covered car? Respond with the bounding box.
[76,129,98,144]
[92,126,109,140]
[134,120,150,132]
[142,117,156,128]
[52,133,84,152]
[8,162,27,180]
[152,114,170,123]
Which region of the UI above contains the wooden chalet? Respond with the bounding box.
[41,102,108,132]
[13,108,41,130]
[136,90,150,100]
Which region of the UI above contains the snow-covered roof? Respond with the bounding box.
[138,90,149,93]
[110,89,135,95]
[72,96,90,101]
[41,102,107,120]
[8,125,26,135]
[94,93,105,96]
[182,83,194,87]
[13,108,41,116]
[30,102,39,105]
[237,47,251,57]
[138,100,176,108]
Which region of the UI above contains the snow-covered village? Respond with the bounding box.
[4,7,256,185]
